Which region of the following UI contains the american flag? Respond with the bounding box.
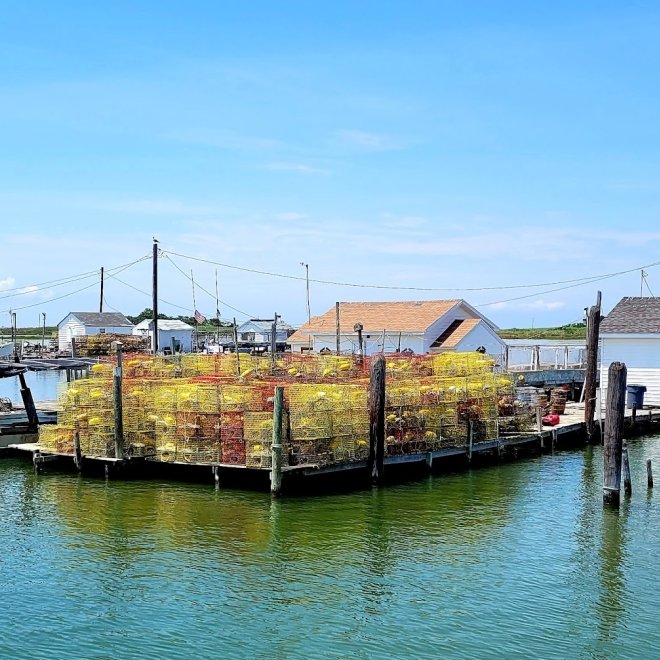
[194,310,206,324]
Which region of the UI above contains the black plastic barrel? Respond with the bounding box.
[626,384,647,410]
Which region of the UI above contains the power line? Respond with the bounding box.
[478,272,620,308]
[106,275,193,313]
[0,254,150,301]
[163,254,254,318]
[162,249,660,293]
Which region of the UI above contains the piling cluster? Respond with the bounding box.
[39,352,533,468]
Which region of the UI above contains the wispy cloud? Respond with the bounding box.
[489,300,566,311]
[265,162,331,175]
[335,129,405,151]
[0,277,16,291]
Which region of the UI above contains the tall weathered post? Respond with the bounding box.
[113,341,125,460]
[152,238,159,353]
[335,302,341,355]
[270,386,285,497]
[603,361,626,506]
[585,291,602,441]
[368,353,386,485]
[647,460,654,489]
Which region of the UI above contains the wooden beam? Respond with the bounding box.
[368,354,386,485]
[603,361,626,506]
[584,291,602,440]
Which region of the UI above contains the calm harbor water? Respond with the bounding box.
[1,437,660,659]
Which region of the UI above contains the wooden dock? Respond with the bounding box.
[5,401,660,492]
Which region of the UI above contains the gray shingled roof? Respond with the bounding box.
[71,312,133,327]
[600,297,660,334]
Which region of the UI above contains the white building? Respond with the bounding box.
[600,297,660,406]
[237,319,294,345]
[58,312,134,352]
[133,319,194,353]
[287,300,504,357]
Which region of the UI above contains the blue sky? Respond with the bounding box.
[2,1,660,329]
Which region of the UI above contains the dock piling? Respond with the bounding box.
[584,291,602,441]
[536,407,543,433]
[113,342,124,460]
[368,354,386,485]
[270,386,284,497]
[647,459,654,489]
[73,431,82,472]
[603,361,626,506]
[622,440,632,497]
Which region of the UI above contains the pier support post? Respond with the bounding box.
[467,420,474,462]
[113,342,124,460]
[631,404,637,430]
[647,459,654,489]
[536,407,543,433]
[270,386,284,497]
[584,291,602,441]
[17,370,39,433]
[73,431,82,472]
[603,361,626,506]
[368,354,386,485]
[622,440,632,497]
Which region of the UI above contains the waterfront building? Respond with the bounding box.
[57,312,134,352]
[600,296,660,406]
[287,299,504,356]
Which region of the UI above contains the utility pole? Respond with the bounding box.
[42,312,46,351]
[300,262,311,325]
[152,238,159,353]
[99,266,104,313]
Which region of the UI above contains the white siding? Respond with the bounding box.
[311,332,424,355]
[57,315,133,352]
[600,336,660,406]
[58,316,86,351]
[453,323,506,361]
[158,329,193,353]
[422,302,476,352]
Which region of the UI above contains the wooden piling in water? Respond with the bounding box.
[584,291,602,441]
[113,342,124,460]
[368,354,385,485]
[647,459,653,489]
[603,361,626,506]
[73,431,82,472]
[622,440,632,497]
[270,386,284,497]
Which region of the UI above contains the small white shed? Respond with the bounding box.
[237,319,294,344]
[600,297,660,406]
[58,312,134,352]
[133,319,195,353]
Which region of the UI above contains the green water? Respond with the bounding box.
[2,438,660,659]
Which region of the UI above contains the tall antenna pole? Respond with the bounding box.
[152,238,159,353]
[191,269,198,353]
[300,262,311,324]
[215,268,220,344]
[99,266,104,313]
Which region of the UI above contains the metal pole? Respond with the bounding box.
[99,266,104,313]
[152,239,159,353]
